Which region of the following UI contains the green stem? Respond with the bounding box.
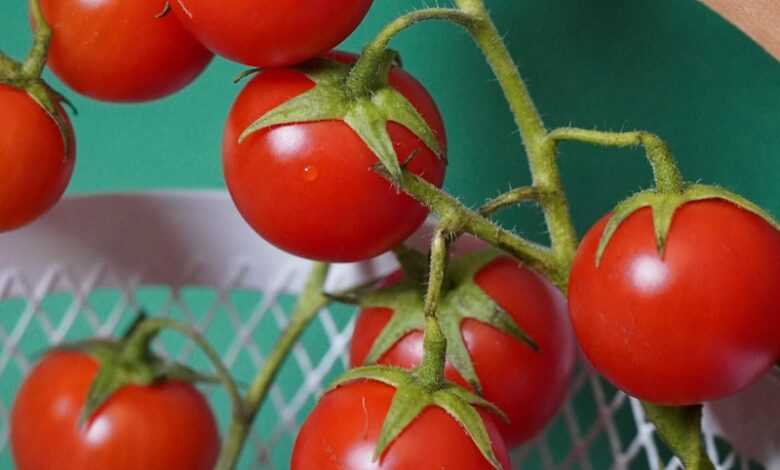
[122,318,245,420]
[22,0,51,78]
[415,228,451,389]
[422,228,449,320]
[346,8,477,96]
[0,50,20,80]
[479,186,541,216]
[452,0,579,272]
[394,170,564,288]
[215,263,331,470]
[545,128,685,194]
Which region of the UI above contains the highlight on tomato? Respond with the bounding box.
[568,199,780,405]
[223,52,447,262]
[10,349,220,470]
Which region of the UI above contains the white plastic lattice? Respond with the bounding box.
[0,192,776,470]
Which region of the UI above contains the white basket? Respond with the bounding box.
[0,191,776,470]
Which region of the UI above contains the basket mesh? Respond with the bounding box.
[0,263,766,470]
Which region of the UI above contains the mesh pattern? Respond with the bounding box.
[0,263,766,470]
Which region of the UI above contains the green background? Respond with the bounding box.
[2,0,779,237]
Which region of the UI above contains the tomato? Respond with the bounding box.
[39,0,213,102]
[10,350,220,470]
[568,200,780,405]
[291,379,511,469]
[350,256,576,447]
[171,0,373,67]
[0,85,74,232]
[223,53,447,262]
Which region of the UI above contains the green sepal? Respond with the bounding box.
[331,365,506,469]
[596,184,780,266]
[359,249,537,394]
[642,402,715,470]
[374,381,430,460]
[24,79,74,159]
[431,385,504,470]
[55,337,219,425]
[237,57,443,184]
[331,365,409,389]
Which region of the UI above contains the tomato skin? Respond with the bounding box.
[10,350,220,470]
[39,0,213,102]
[291,379,511,469]
[568,201,780,405]
[171,0,373,67]
[223,54,447,262]
[0,85,74,232]
[350,256,576,447]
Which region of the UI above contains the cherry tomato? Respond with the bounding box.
[0,85,74,232]
[223,53,447,262]
[11,350,220,470]
[568,201,780,405]
[39,0,213,102]
[350,256,576,447]
[291,379,511,469]
[171,0,373,67]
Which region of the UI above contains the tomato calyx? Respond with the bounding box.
[237,54,444,183]
[0,0,75,158]
[56,315,218,424]
[596,183,780,265]
[642,403,714,470]
[358,248,538,394]
[332,360,508,469]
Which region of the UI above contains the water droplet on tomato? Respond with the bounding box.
[303,165,319,182]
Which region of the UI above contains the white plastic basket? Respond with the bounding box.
[0,191,776,469]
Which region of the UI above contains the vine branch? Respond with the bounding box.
[22,0,51,78]
[216,262,331,470]
[545,128,684,193]
[388,170,563,288]
[479,186,541,216]
[125,318,245,421]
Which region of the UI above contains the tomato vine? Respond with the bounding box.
[7,0,779,469]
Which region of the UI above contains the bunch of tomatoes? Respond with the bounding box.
[3,0,779,469]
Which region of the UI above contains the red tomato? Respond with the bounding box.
[11,350,220,470]
[568,201,780,405]
[0,85,74,231]
[350,256,576,447]
[223,54,447,262]
[171,0,373,67]
[39,0,213,102]
[291,379,511,469]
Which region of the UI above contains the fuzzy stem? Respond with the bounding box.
[393,171,564,288]
[215,263,331,470]
[480,186,541,216]
[22,0,51,78]
[415,228,450,389]
[346,8,477,96]
[451,0,579,273]
[122,318,245,421]
[545,128,685,194]
[0,50,20,80]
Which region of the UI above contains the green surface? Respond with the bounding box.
[2,0,779,236]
